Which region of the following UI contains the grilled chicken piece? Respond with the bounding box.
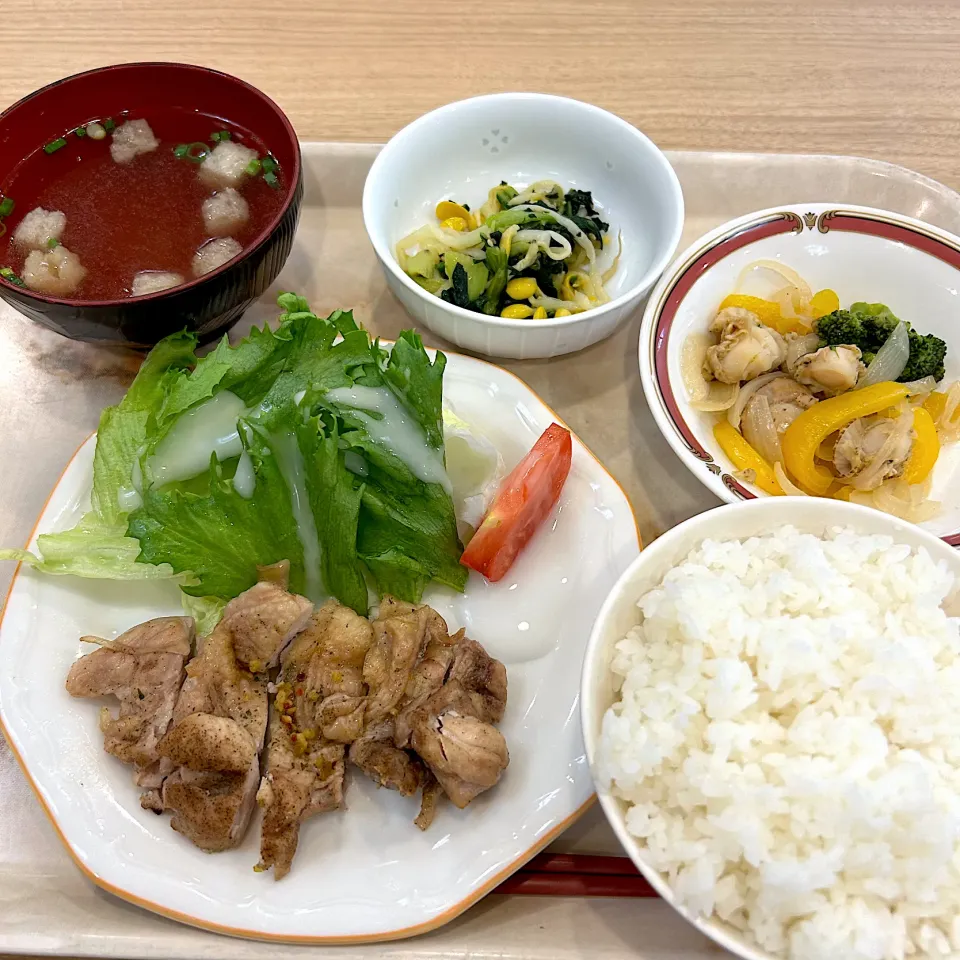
[349,717,425,796]
[408,638,509,809]
[257,600,374,879]
[351,599,447,822]
[222,579,313,671]
[353,598,509,825]
[157,579,312,853]
[65,617,194,795]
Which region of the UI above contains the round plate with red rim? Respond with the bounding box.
[638,202,960,544]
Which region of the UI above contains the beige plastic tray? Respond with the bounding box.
[2,145,960,959]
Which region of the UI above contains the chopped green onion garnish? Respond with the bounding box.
[184,142,209,163]
[245,158,262,176]
[173,144,190,158]
[211,130,231,142]
[0,197,13,218]
[75,126,86,137]
[103,118,115,132]
[264,170,280,188]
[262,156,278,174]
[46,237,59,250]
[44,137,68,154]
[0,266,24,287]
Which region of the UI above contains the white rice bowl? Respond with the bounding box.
[592,510,960,960]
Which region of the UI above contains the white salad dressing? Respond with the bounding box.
[325,385,451,493]
[272,430,324,602]
[116,486,143,513]
[116,455,144,513]
[233,449,256,499]
[147,391,249,487]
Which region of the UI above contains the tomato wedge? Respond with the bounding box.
[461,423,573,582]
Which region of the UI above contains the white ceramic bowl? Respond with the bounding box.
[363,93,684,360]
[580,496,960,960]
[638,201,960,543]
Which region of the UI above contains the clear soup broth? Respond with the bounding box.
[0,107,286,301]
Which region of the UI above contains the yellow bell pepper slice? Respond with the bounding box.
[809,288,840,319]
[713,422,783,496]
[924,391,947,423]
[718,294,809,336]
[903,407,940,484]
[781,382,911,495]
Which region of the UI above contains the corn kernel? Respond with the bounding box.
[532,306,548,320]
[555,308,572,318]
[435,200,471,223]
[440,216,468,232]
[501,304,534,319]
[248,659,263,673]
[506,277,538,300]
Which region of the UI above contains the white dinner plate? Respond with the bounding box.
[0,350,640,943]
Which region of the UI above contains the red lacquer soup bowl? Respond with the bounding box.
[0,62,302,346]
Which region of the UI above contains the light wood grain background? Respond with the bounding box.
[3,0,960,188]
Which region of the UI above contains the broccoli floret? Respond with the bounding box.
[815,309,865,349]
[900,331,947,382]
[816,304,947,382]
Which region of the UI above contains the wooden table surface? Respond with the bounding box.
[3,0,960,189]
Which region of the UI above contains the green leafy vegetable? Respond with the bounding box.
[299,417,368,615]
[817,303,948,383]
[4,294,466,615]
[180,594,227,635]
[128,441,306,600]
[441,261,472,310]
[382,331,446,449]
[0,515,180,581]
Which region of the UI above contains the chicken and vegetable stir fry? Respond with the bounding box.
[66,567,509,878]
[684,262,957,520]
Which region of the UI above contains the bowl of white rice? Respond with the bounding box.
[582,497,960,960]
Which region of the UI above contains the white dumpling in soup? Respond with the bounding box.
[192,237,242,278]
[202,188,250,237]
[110,119,159,164]
[199,141,258,188]
[12,207,66,251]
[22,245,86,295]
[132,271,184,296]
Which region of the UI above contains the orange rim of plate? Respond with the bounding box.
[0,347,641,944]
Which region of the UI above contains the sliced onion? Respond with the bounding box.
[858,320,910,389]
[774,461,808,496]
[872,476,941,522]
[681,333,710,401]
[514,229,572,260]
[774,286,814,326]
[902,375,938,396]
[741,394,783,464]
[726,372,786,430]
[938,381,960,440]
[736,260,814,318]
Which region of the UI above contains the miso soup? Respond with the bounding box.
[0,107,286,301]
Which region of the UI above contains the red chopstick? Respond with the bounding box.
[496,853,659,898]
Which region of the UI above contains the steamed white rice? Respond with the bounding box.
[598,525,960,960]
